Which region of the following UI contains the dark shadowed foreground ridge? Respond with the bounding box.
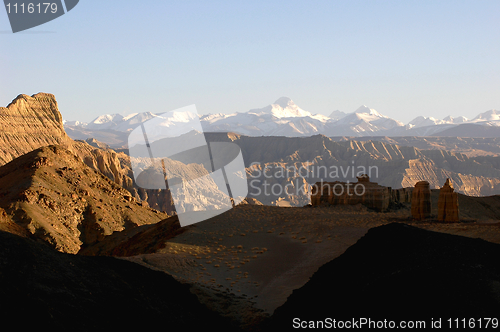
[0,230,238,331]
[268,223,500,330]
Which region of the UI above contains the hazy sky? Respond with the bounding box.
[1,0,499,123]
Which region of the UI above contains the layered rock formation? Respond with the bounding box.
[0,145,168,253]
[201,132,500,205]
[311,175,391,211]
[391,187,413,203]
[332,136,500,157]
[0,93,72,164]
[0,94,133,189]
[0,94,178,213]
[438,178,459,222]
[411,181,431,220]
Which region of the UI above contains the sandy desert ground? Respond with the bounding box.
[119,198,500,328]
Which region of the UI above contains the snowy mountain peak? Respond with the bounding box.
[454,116,468,123]
[353,105,385,118]
[442,115,453,123]
[329,110,347,120]
[333,105,403,133]
[249,97,312,118]
[273,97,294,109]
[443,115,468,124]
[354,105,371,113]
[91,113,124,125]
[408,116,445,128]
[472,109,500,122]
[122,112,158,124]
[161,109,200,123]
[65,98,499,140]
[63,120,87,127]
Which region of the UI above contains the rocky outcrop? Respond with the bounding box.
[0,94,178,213]
[74,141,134,190]
[240,197,264,205]
[438,178,459,222]
[0,145,168,253]
[0,93,72,164]
[411,181,431,220]
[391,187,413,203]
[311,175,391,211]
[80,215,184,256]
[0,94,134,189]
[84,137,111,150]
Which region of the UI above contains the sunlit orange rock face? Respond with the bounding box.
[411,181,431,220]
[438,178,459,223]
[311,175,392,212]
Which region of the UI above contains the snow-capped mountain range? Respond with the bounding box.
[64,97,500,142]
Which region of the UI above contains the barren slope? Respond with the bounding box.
[0,145,168,253]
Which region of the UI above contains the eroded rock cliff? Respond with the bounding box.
[202,133,500,205]
[0,145,167,253]
[0,93,72,164]
[0,94,178,213]
[411,181,431,220]
[438,178,459,222]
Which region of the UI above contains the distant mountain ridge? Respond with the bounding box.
[5,93,500,208]
[4,92,500,227]
[64,97,500,146]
